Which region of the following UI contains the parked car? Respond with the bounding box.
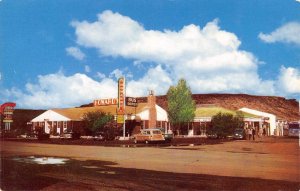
[133,128,165,144]
[158,128,174,142]
[233,128,246,140]
[288,122,299,138]
[207,132,218,139]
[60,131,80,139]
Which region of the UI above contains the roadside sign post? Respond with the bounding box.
[0,102,16,132]
[117,77,126,140]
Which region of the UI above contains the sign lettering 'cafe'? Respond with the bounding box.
[93,98,117,106]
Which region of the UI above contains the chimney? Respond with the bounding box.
[148,90,157,128]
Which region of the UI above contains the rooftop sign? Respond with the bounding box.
[93,98,117,106]
[126,97,137,107]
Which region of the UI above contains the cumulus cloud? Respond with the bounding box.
[6,11,299,109]
[109,69,124,79]
[126,65,173,96]
[5,72,117,109]
[259,22,300,45]
[84,65,91,73]
[277,66,300,94]
[66,46,86,60]
[71,10,274,95]
[95,72,106,79]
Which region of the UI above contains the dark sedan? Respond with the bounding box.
[233,128,246,140]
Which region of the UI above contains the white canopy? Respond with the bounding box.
[239,107,277,135]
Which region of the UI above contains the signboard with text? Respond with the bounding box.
[1,102,16,130]
[94,98,117,106]
[117,115,124,124]
[117,77,125,117]
[126,97,138,107]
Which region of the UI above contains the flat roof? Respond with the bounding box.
[195,107,259,118]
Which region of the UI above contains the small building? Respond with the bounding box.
[188,105,262,137]
[239,107,281,136]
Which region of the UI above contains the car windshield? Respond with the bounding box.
[152,130,161,135]
[234,129,244,133]
[142,131,151,135]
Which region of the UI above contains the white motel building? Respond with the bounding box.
[31,91,286,137]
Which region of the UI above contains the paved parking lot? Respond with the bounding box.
[1,137,299,190]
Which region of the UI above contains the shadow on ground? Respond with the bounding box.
[1,153,299,191]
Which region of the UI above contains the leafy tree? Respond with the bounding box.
[102,120,120,141]
[167,79,196,134]
[82,111,114,136]
[210,112,244,138]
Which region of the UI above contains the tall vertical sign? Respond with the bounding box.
[0,102,16,131]
[117,77,125,115]
[117,77,126,138]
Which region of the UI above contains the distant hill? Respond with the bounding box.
[81,94,299,122]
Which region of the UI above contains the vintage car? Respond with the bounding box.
[60,130,80,140]
[133,128,165,144]
[233,128,246,140]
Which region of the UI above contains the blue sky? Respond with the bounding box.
[1,0,300,109]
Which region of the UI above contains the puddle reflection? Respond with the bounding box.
[13,156,69,165]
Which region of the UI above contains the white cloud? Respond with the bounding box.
[109,69,124,79]
[259,22,300,45]
[71,10,274,95]
[126,65,173,96]
[277,66,300,94]
[5,11,299,109]
[66,46,86,60]
[296,0,300,3]
[85,65,91,73]
[96,72,106,79]
[6,72,117,109]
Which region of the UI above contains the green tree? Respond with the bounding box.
[210,112,244,138]
[82,111,114,136]
[167,79,196,135]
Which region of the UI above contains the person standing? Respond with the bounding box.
[252,127,256,140]
[248,128,252,140]
[259,127,263,138]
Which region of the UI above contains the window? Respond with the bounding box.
[63,121,67,128]
[152,130,161,135]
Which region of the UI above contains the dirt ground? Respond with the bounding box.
[1,137,299,190]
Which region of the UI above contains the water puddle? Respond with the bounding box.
[13,156,69,165]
